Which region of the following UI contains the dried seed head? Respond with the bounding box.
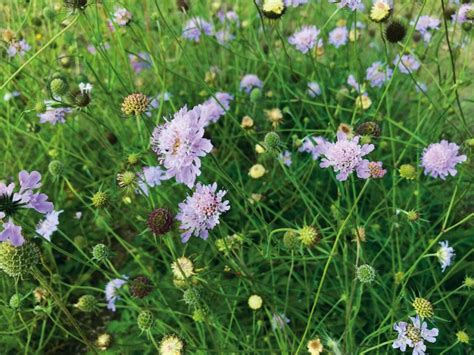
[147,208,174,236]
[385,21,407,43]
[121,93,150,116]
[131,275,153,298]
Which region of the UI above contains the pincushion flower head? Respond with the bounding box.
[105,277,128,312]
[455,4,474,24]
[1,171,54,246]
[262,0,286,19]
[200,92,234,126]
[412,16,440,42]
[182,17,213,42]
[319,132,375,181]
[240,74,263,94]
[329,26,348,48]
[7,39,31,58]
[151,105,212,188]
[113,8,132,26]
[288,26,321,54]
[307,82,321,97]
[436,240,455,272]
[298,136,327,160]
[370,0,392,23]
[393,315,438,354]
[420,140,466,179]
[366,62,393,88]
[38,101,72,125]
[176,183,230,243]
[394,54,420,74]
[36,210,63,242]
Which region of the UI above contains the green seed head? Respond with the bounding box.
[192,308,207,322]
[298,226,320,248]
[9,294,23,309]
[283,231,298,250]
[183,288,200,307]
[74,295,97,312]
[91,191,108,209]
[356,264,376,284]
[92,244,109,261]
[49,77,68,97]
[407,210,419,222]
[48,160,64,177]
[0,241,40,279]
[412,297,433,318]
[249,88,262,102]
[264,132,280,149]
[456,330,470,344]
[137,310,154,331]
[399,164,417,180]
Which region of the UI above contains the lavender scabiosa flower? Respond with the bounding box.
[38,101,72,125]
[394,54,421,74]
[113,8,132,26]
[128,52,152,74]
[437,241,455,272]
[215,28,235,45]
[182,17,214,42]
[288,26,321,54]
[347,74,363,93]
[307,82,321,97]
[240,74,263,94]
[137,166,164,196]
[329,26,349,48]
[271,312,290,330]
[36,210,62,242]
[412,16,440,42]
[176,183,230,243]
[331,0,364,11]
[150,106,213,188]
[0,220,24,247]
[299,136,327,160]
[366,62,393,88]
[200,92,233,126]
[278,151,292,166]
[105,277,128,312]
[420,140,466,179]
[319,132,375,181]
[285,0,308,6]
[217,11,240,26]
[7,39,31,58]
[454,4,473,24]
[393,316,438,354]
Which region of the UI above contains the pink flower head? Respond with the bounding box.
[319,132,374,181]
[151,106,213,188]
[176,183,230,243]
[421,140,466,179]
[288,25,321,54]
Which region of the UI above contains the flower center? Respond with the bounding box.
[0,193,24,217]
[406,324,422,344]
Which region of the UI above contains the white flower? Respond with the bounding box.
[436,240,455,272]
[79,82,93,94]
[36,210,63,241]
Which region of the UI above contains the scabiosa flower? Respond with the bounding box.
[307,82,321,97]
[151,105,212,188]
[368,161,387,178]
[329,26,349,48]
[298,136,326,160]
[1,171,54,246]
[240,74,263,94]
[200,92,234,126]
[370,0,392,23]
[366,62,393,88]
[394,54,421,74]
[437,241,455,272]
[215,28,235,45]
[412,16,440,43]
[279,151,292,166]
[113,8,132,26]
[128,52,152,74]
[454,4,473,24]
[347,74,363,93]
[160,334,184,355]
[137,166,164,196]
[217,11,240,26]
[36,210,63,241]
[393,315,438,354]
[319,132,375,181]
[288,25,321,54]
[262,0,286,19]
[182,17,214,42]
[271,312,290,330]
[7,39,31,58]
[331,0,364,11]
[420,140,467,179]
[105,277,128,312]
[285,0,308,7]
[38,102,72,125]
[176,183,230,243]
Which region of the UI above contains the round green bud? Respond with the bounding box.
[183,288,200,307]
[192,308,207,323]
[92,244,109,261]
[466,138,474,147]
[34,101,47,114]
[127,153,140,165]
[298,226,320,248]
[399,164,416,180]
[356,264,376,284]
[0,242,40,279]
[43,7,56,20]
[462,22,472,32]
[407,210,419,222]
[74,295,97,312]
[74,235,88,249]
[91,191,108,209]
[49,77,68,97]
[9,294,23,309]
[137,310,154,331]
[264,132,280,149]
[283,231,298,250]
[249,88,262,103]
[31,17,42,27]
[48,160,64,177]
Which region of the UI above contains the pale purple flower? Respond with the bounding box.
[393,316,438,355]
[0,220,24,246]
[240,74,263,94]
[105,277,128,312]
[151,105,212,188]
[271,313,290,330]
[394,54,421,74]
[215,28,235,45]
[200,92,233,125]
[113,8,132,26]
[366,62,393,88]
[36,210,63,242]
[420,140,466,179]
[347,74,363,93]
[7,39,31,58]
[454,4,473,24]
[285,0,308,6]
[329,26,348,48]
[183,17,214,42]
[288,26,321,54]
[217,11,240,26]
[412,16,440,43]
[279,151,292,166]
[137,166,164,196]
[176,183,230,243]
[331,0,365,11]
[307,82,321,97]
[298,136,327,160]
[128,52,152,74]
[437,240,455,272]
[319,132,374,181]
[38,102,72,125]
[415,83,428,93]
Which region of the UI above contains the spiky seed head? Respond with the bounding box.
[283,231,299,250]
[0,241,40,279]
[137,310,154,331]
[248,294,263,310]
[399,164,417,180]
[160,334,184,355]
[298,226,320,248]
[183,288,200,307]
[95,333,112,351]
[394,271,404,285]
[91,191,108,209]
[127,153,140,165]
[69,89,91,107]
[464,276,474,289]
[192,308,207,322]
[356,264,376,284]
[264,132,280,149]
[121,93,150,116]
[49,77,68,97]
[412,297,434,318]
[307,338,324,355]
[34,101,47,114]
[48,160,64,177]
[74,295,97,312]
[456,330,470,344]
[407,210,419,222]
[9,294,23,309]
[352,226,366,243]
[385,21,407,43]
[92,243,109,261]
[131,275,153,298]
[117,171,137,193]
[147,208,174,236]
